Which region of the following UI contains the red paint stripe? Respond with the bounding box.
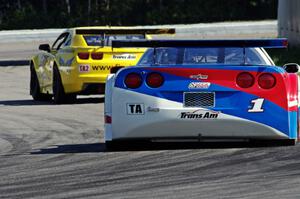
[286,74,298,112]
[150,67,292,110]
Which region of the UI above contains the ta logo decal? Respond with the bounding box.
[127,103,145,115]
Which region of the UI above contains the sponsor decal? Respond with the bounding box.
[147,106,160,112]
[127,103,145,115]
[179,110,220,119]
[91,65,113,71]
[79,64,90,72]
[190,74,208,80]
[248,98,264,112]
[188,82,211,89]
[59,57,74,66]
[113,54,136,60]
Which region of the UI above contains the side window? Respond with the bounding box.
[63,34,72,47]
[52,32,69,51]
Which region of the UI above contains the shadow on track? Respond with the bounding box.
[31,141,289,154]
[31,143,106,154]
[0,97,104,106]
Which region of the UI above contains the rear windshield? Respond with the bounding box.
[138,47,270,66]
[83,34,145,46]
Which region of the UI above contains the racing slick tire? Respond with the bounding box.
[30,64,52,101]
[250,139,297,146]
[105,140,151,151]
[53,66,77,104]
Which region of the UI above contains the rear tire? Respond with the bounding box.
[53,67,66,104]
[250,139,297,146]
[53,66,77,104]
[282,139,297,146]
[105,140,150,151]
[30,64,52,101]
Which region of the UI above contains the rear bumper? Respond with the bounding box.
[105,88,296,141]
[60,67,109,94]
[109,110,289,140]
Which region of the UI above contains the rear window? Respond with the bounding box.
[83,35,104,46]
[83,34,145,46]
[138,47,270,66]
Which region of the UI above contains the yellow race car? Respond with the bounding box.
[30,27,175,104]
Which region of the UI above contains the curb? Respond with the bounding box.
[0,60,29,66]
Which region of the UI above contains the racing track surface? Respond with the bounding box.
[1,66,300,199]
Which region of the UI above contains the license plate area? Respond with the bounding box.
[184,92,215,107]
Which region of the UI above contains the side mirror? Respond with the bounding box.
[39,44,50,52]
[283,63,299,73]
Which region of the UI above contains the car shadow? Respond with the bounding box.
[31,141,287,154]
[0,97,104,106]
[74,97,104,104]
[31,143,106,154]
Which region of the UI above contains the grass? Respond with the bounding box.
[266,47,300,66]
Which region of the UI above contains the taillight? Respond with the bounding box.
[78,52,89,59]
[124,73,142,89]
[258,73,276,89]
[146,72,164,88]
[236,72,254,88]
[91,52,103,60]
[105,115,112,124]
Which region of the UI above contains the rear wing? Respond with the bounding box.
[75,28,175,35]
[112,39,288,48]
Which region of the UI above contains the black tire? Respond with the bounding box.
[105,141,118,151]
[30,64,52,101]
[53,66,77,104]
[105,140,134,151]
[105,140,149,151]
[250,139,297,146]
[282,139,297,146]
[53,66,67,104]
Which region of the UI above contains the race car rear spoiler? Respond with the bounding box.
[75,28,175,35]
[112,39,288,48]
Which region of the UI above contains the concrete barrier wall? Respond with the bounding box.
[0,21,277,63]
[278,0,300,46]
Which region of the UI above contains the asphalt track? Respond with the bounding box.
[1,22,300,198]
[1,66,300,199]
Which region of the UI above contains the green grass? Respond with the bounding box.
[266,48,300,66]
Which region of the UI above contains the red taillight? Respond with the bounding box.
[105,115,112,124]
[91,52,103,60]
[146,72,164,88]
[258,73,276,89]
[236,72,255,88]
[124,73,142,89]
[78,52,89,59]
[282,39,288,47]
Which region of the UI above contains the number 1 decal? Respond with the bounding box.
[248,98,264,112]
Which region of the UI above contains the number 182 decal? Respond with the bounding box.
[248,98,264,112]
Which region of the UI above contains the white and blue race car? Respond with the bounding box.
[104,39,299,148]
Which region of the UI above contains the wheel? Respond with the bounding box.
[53,66,65,104]
[53,66,77,104]
[105,140,150,151]
[281,139,297,146]
[30,64,52,101]
[250,139,297,146]
[105,140,135,151]
[105,141,118,151]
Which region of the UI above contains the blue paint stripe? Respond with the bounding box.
[115,67,296,137]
